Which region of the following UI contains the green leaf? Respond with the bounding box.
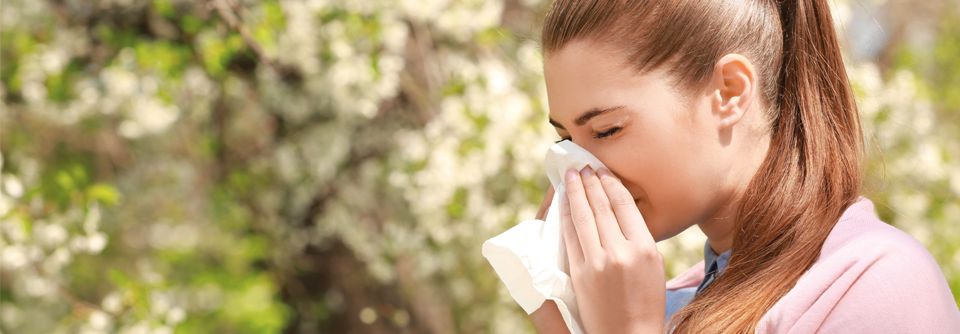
[55,170,76,192]
[181,15,204,35]
[109,269,133,288]
[152,0,177,18]
[85,184,122,206]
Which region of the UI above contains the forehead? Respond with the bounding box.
[543,40,635,84]
[543,40,663,121]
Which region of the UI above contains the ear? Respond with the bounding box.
[710,54,757,130]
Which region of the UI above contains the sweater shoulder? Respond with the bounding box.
[757,198,960,333]
[818,200,932,267]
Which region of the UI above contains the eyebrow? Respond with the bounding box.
[549,105,626,130]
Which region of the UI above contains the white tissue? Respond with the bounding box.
[482,141,607,334]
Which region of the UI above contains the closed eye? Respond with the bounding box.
[593,127,622,139]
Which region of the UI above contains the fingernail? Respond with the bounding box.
[579,166,594,177]
[566,168,578,182]
[596,168,611,179]
[562,193,569,204]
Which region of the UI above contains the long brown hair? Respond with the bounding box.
[541,0,863,332]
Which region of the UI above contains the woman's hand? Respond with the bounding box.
[530,300,572,334]
[561,166,665,333]
[529,185,573,334]
[536,185,556,220]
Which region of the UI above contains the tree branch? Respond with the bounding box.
[208,0,282,74]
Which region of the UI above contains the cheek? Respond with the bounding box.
[590,143,646,193]
[592,134,715,240]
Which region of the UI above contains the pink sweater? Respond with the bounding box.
[665,198,960,332]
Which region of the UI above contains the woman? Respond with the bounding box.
[527,0,960,332]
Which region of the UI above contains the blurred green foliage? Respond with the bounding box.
[0,0,958,333]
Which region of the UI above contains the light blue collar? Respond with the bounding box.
[696,240,732,295]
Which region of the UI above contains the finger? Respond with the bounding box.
[535,185,555,220]
[560,192,584,265]
[579,166,625,245]
[596,168,654,244]
[564,168,603,259]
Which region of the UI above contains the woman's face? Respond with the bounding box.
[544,40,742,242]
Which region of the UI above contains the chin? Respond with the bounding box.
[635,202,687,243]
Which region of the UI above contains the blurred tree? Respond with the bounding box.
[856,0,960,301]
[0,0,956,334]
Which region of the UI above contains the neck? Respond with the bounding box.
[697,206,737,255]
[698,202,737,255]
[699,122,771,255]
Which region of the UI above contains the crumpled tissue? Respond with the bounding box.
[482,140,607,334]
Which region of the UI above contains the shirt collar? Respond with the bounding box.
[703,240,732,275]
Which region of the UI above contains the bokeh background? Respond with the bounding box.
[1,0,957,333]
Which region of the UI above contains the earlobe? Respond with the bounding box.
[712,54,756,130]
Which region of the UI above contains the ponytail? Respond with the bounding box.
[670,0,863,331]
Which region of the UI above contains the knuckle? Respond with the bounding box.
[638,247,661,262]
[592,202,613,217]
[590,261,605,273]
[580,174,599,187]
[609,195,635,208]
[571,210,592,227]
[562,227,577,242]
[605,253,622,269]
[608,249,633,268]
[600,176,622,187]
